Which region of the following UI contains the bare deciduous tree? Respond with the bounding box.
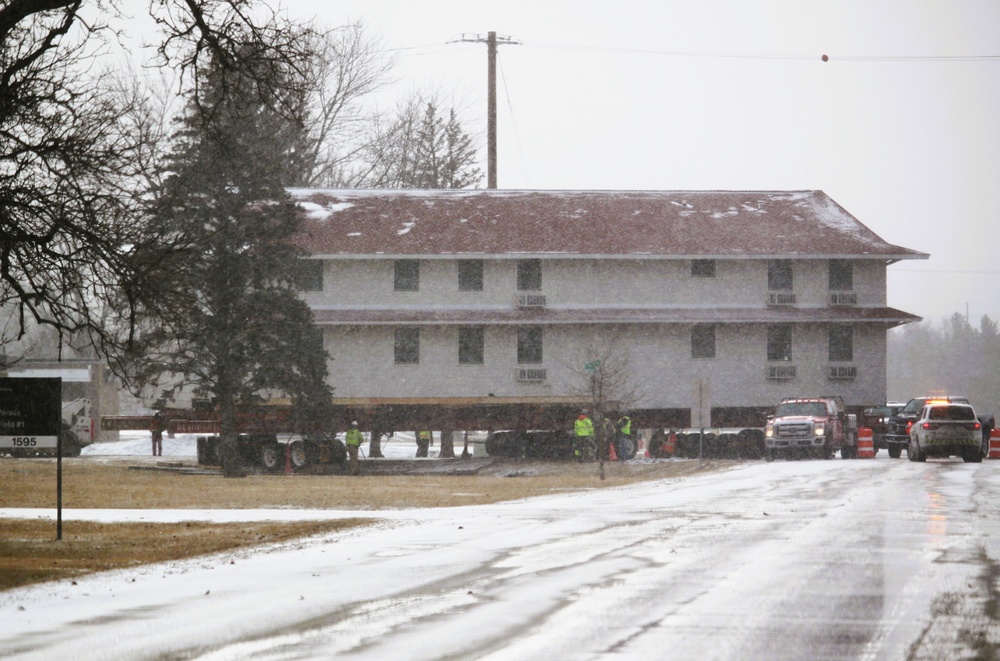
[339,91,483,190]
[0,1,154,360]
[291,21,396,188]
[566,331,643,418]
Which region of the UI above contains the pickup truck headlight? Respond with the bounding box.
[765,425,774,438]
[814,424,825,436]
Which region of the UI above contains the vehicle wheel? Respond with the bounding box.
[288,441,309,470]
[888,446,902,459]
[647,431,666,458]
[328,438,347,466]
[909,439,926,462]
[261,443,283,472]
[737,428,765,459]
[617,436,638,460]
[701,432,718,458]
[963,450,983,463]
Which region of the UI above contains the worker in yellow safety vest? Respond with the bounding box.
[616,412,632,460]
[417,430,432,457]
[345,421,364,475]
[574,410,594,461]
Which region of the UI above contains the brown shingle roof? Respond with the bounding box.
[290,189,927,260]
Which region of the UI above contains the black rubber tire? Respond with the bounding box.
[888,446,902,459]
[963,451,983,463]
[647,431,667,458]
[617,435,638,460]
[737,429,766,459]
[261,443,283,472]
[288,441,309,469]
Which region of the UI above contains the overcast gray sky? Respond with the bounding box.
[286,1,997,326]
[121,1,994,325]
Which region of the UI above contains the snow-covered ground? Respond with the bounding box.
[82,430,431,460]
[2,457,999,659]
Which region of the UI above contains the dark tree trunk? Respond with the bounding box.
[439,428,455,458]
[218,396,247,478]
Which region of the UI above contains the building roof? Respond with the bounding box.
[290,189,928,261]
[310,305,920,328]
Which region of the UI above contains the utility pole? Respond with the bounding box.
[455,32,519,189]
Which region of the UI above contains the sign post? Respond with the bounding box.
[692,379,711,468]
[0,377,63,538]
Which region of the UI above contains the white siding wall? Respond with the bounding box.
[315,257,890,408]
[306,257,887,310]
[326,322,887,409]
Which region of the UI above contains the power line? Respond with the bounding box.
[396,38,1000,63]
[497,55,531,188]
[891,269,1000,274]
[518,41,1000,62]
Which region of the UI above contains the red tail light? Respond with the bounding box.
[906,421,913,432]
[922,422,939,430]
[966,422,981,431]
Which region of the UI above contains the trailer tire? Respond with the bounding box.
[288,441,309,469]
[737,429,765,459]
[485,431,525,458]
[197,436,220,466]
[261,443,283,472]
[675,433,696,458]
[327,439,347,466]
[617,435,638,460]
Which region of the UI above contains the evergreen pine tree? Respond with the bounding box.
[143,44,331,477]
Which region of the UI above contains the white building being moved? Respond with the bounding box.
[291,189,926,437]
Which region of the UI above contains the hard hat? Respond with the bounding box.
[351,421,358,426]
[581,409,588,414]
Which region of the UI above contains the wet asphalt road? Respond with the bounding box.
[3,456,1000,660]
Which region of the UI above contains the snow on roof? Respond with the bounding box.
[287,189,928,260]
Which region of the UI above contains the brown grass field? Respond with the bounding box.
[0,455,721,591]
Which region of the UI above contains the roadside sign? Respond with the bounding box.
[0,377,61,449]
[692,378,711,429]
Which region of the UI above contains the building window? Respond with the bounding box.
[517,326,543,364]
[767,325,792,361]
[829,260,853,291]
[458,260,484,292]
[297,259,324,292]
[829,325,853,362]
[691,324,716,359]
[394,327,420,364]
[767,260,793,291]
[459,327,485,364]
[691,259,716,278]
[517,259,542,291]
[394,259,419,292]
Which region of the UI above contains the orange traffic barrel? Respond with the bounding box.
[857,427,875,459]
[989,428,1000,460]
